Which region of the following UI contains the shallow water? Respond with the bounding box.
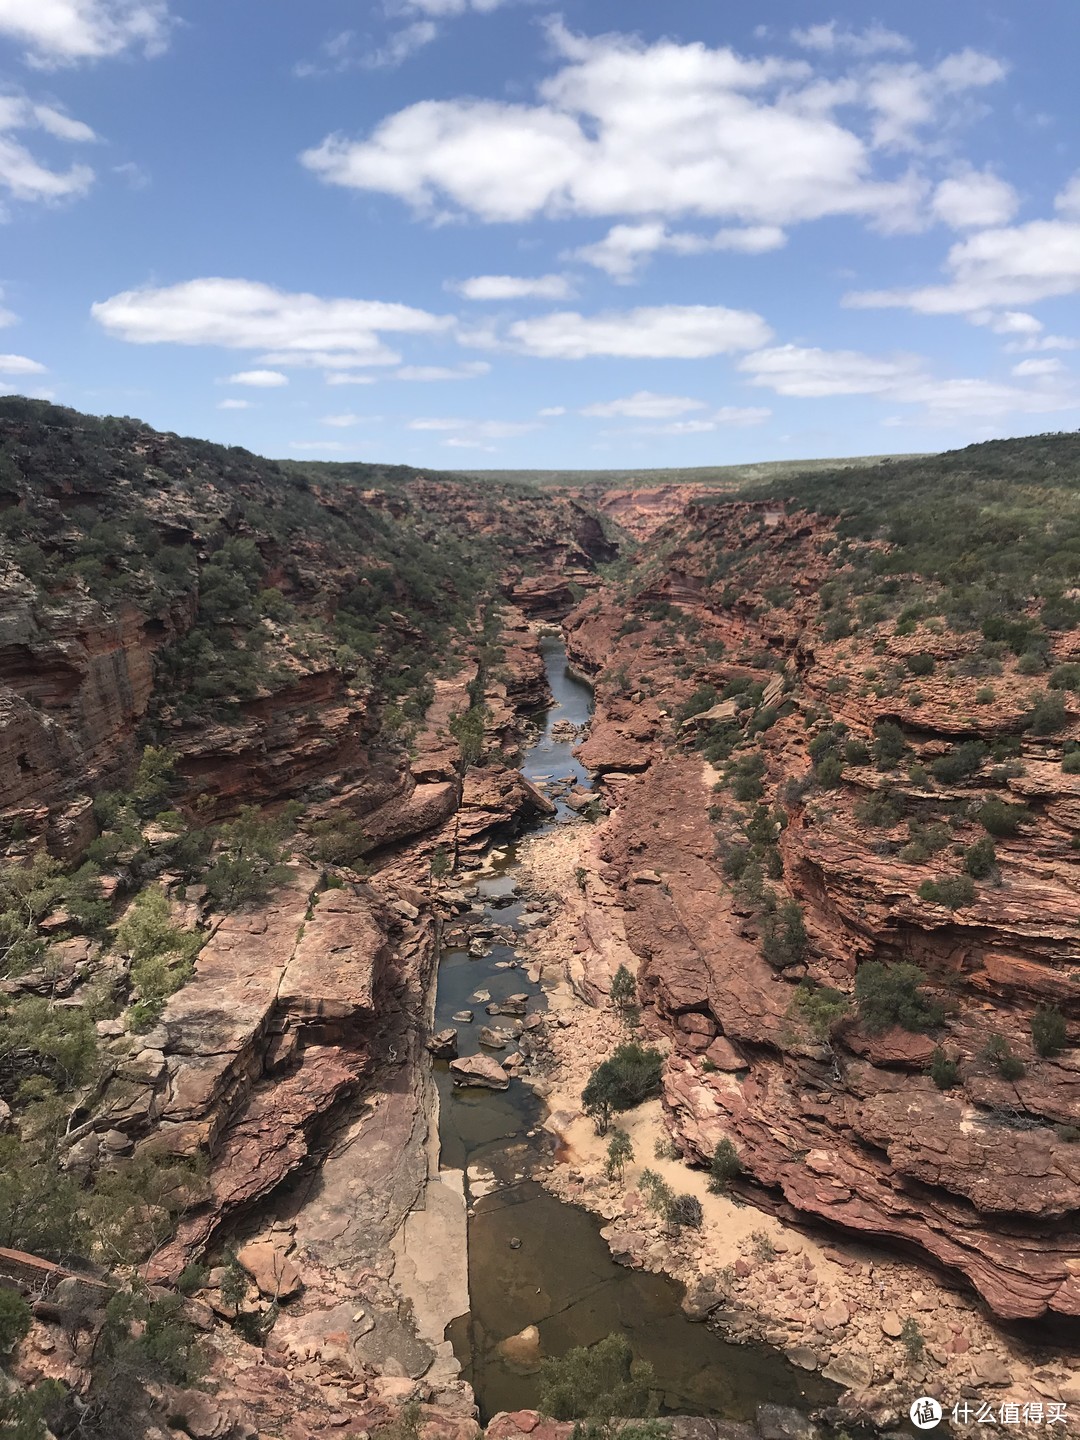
[434,636,837,1423]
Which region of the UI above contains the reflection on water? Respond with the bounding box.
[435,636,837,1422]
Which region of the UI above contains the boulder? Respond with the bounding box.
[426,1029,459,1060]
[236,1240,303,1301]
[449,1055,511,1090]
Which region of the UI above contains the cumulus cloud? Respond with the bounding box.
[538,405,566,417]
[495,304,772,360]
[845,219,1080,315]
[1011,357,1064,377]
[92,278,451,370]
[224,369,288,387]
[580,391,707,419]
[450,274,572,300]
[301,21,989,234]
[790,22,912,57]
[325,372,377,385]
[931,168,1018,229]
[408,416,536,438]
[569,221,786,281]
[217,397,252,410]
[0,352,47,374]
[0,94,96,207]
[1054,172,1080,219]
[739,344,922,397]
[622,406,772,435]
[0,0,172,66]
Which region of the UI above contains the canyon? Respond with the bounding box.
[2,400,1080,1438]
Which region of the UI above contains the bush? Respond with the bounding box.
[901,1317,925,1365]
[116,888,203,1030]
[0,1285,31,1353]
[1031,1005,1068,1057]
[844,739,870,765]
[963,836,997,879]
[203,804,298,910]
[918,874,976,909]
[975,686,995,704]
[930,741,987,785]
[906,652,935,676]
[677,685,718,725]
[1050,663,1080,692]
[708,1139,742,1193]
[872,721,907,770]
[790,982,851,1040]
[538,1333,658,1421]
[1024,690,1069,734]
[855,962,944,1034]
[977,798,1029,837]
[983,1033,1026,1080]
[761,899,809,970]
[582,1045,664,1135]
[669,1194,703,1229]
[854,789,904,828]
[1063,751,1080,774]
[929,1046,959,1090]
[813,753,844,789]
[1017,651,1046,676]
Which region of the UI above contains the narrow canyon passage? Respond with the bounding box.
[433,636,836,1424]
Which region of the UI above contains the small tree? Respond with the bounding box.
[0,1286,31,1353]
[928,1046,959,1090]
[605,1129,633,1182]
[1031,1005,1068,1057]
[669,1194,703,1229]
[582,1045,664,1136]
[609,965,639,1029]
[761,900,808,969]
[538,1333,658,1422]
[708,1139,742,1194]
[963,836,997,879]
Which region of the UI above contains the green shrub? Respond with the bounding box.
[761,900,808,969]
[843,739,870,765]
[708,1139,743,1193]
[609,965,639,1029]
[918,874,976,909]
[854,789,904,827]
[855,962,944,1034]
[1050,664,1080,692]
[1031,1005,1068,1057]
[975,686,995,704]
[1063,751,1080,774]
[813,753,844,789]
[0,1285,31,1353]
[929,1046,959,1090]
[203,804,299,911]
[900,1317,925,1365]
[538,1333,658,1421]
[906,652,935,676]
[930,741,987,785]
[963,836,997,878]
[669,1194,703,1228]
[872,721,907,770]
[977,798,1029,837]
[1017,651,1046,676]
[790,982,851,1040]
[677,685,718,725]
[116,888,203,1030]
[1024,690,1069,734]
[983,1033,1026,1080]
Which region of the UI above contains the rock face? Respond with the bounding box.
[564,491,1080,1324]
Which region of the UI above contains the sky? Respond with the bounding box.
[1,1,1080,470]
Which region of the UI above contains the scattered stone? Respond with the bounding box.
[452,1010,474,1023]
[449,1054,510,1089]
[236,1241,303,1302]
[478,1026,508,1050]
[426,1028,459,1059]
[880,1311,903,1338]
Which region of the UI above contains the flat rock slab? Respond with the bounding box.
[449,1054,510,1089]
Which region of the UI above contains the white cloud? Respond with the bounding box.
[301,21,950,235]
[363,21,438,70]
[863,51,1006,153]
[581,390,707,419]
[1003,333,1077,354]
[980,309,1042,335]
[931,168,1017,229]
[624,406,771,435]
[395,0,507,14]
[499,304,772,360]
[1011,357,1064,377]
[325,372,377,385]
[0,95,95,206]
[569,221,786,281]
[740,344,922,397]
[1055,173,1080,220]
[320,412,381,426]
[217,398,252,410]
[790,22,912,57]
[0,0,172,65]
[408,416,537,438]
[846,219,1080,315]
[451,273,572,300]
[538,405,566,416]
[394,361,490,380]
[0,352,46,374]
[740,340,1079,423]
[225,369,288,388]
[92,278,451,370]
[443,437,495,451]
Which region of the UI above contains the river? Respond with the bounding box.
[432,635,837,1425]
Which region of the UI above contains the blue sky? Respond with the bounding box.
[1,0,1079,469]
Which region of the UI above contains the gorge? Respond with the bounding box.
[2,398,1080,1440]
